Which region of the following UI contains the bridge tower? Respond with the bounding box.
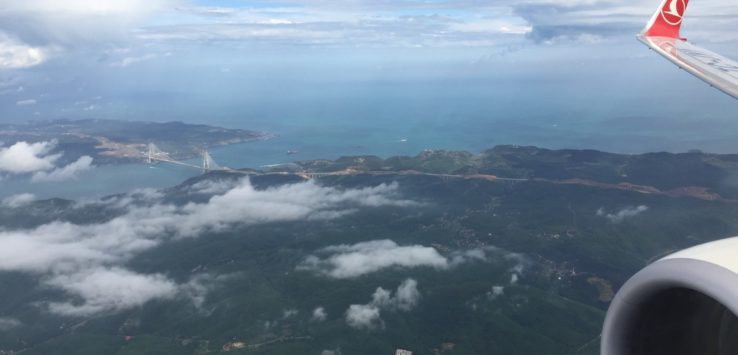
[202,149,221,173]
[147,143,155,164]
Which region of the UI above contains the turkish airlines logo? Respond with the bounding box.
[661,0,686,26]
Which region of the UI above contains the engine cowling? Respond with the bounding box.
[602,237,738,355]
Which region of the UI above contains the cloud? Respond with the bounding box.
[15,98,36,106]
[0,0,736,77]
[283,308,299,319]
[0,317,21,331]
[0,32,48,69]
[75,187,165,210]
[45,267,178,317]
[597,205,648,223]
[311,306,327,322]
[0,142,93,182]
[345,279,420,330]
[0,0,175,15]
[345,304,383,330]
[0,141,60,174]
[171,181,418,237]
[1,193,36,208]
[0,0,178,47]
[0,178,417,316]
[390,278,420,311]
[188,178,240,195]
[0,179,416,274]
[31,155,94,182]
[299,240,447,278]
[487,285,505,299]
[111,53,157,67]
[300,240,527,279]
[179,273,232,311]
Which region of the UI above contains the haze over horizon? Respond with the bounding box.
[2,0,738,154]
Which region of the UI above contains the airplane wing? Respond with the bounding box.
[638,0,738,99]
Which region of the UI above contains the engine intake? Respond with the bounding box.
[602,238,738,355]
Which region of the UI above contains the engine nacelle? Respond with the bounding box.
[602,237,738,355]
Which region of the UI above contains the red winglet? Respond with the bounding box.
[643,0,690,39]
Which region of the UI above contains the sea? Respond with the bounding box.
[4,47,738,200]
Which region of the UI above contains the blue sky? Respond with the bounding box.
[1,0,738,153]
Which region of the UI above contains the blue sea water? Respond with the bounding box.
[4,42,738,199]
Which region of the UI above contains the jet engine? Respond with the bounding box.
[602,237,738,355]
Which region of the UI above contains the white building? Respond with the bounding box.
[395,350,412,355]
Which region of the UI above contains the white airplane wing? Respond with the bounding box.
[639,0,738,99]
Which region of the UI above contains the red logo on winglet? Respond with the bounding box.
[645,0,689,38]
[661,0,686,26]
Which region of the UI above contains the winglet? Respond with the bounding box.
[642,0,690,39]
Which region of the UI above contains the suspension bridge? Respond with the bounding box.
[144,143,335,179]
[145,143,231,173]
[142,143,524,183]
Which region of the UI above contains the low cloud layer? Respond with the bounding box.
[0,32,47,69]
[0,178,417,316]
[0,317,21,331]
[1,193,35,208]
[299,240,448,278]
[188,179,240,195]
[15,98,36,106]
[32,156,93,182]
[0,140,94,182]
[345,279,420,330]
[0,141,59,174]
[597,205,648,223]
[312,306,327,322]
[299,240,526,279]
[46,267,178,316]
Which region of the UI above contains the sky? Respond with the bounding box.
[1,0,738,152]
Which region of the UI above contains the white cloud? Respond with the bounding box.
[597,205,648,223]
[0,0,176,15]
[391,278,420,311]
[0,141,60,174]
[0,178,417,316]
[345,278,420,330]
[180,273,232,311]
[172,181,417,237]
[1,193,36,208]
[0,32,48,69]
[300,240,526,279]
[15,98,36,106]
[345,304,383,330]
[298,240,448,278]
[45,267,178,317]
[189,179,240,195]
[449,248,490,266]
[0,0,177,43]
[311,306,327,322]
[0,317,21,331]
[283,308,299,319]
[487,285,505,299]
[0,179,415,274]
[73,187,164,211]
[111,53,157,67]
[31,155,94,182]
